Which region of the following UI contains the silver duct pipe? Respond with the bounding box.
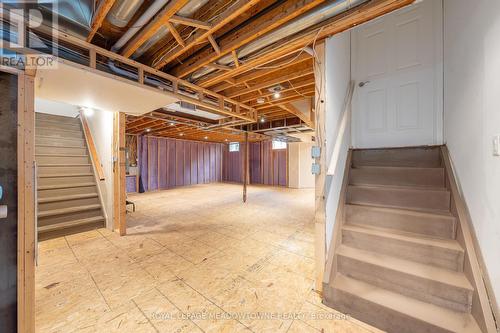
[107,0,144,28]
[190,0,368,81]
[112,0,169,51]
[133,0,210,58]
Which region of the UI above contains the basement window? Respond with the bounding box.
[272,140,287,150]
[229,142,240,152]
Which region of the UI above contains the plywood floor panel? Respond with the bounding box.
[36,184,383,333]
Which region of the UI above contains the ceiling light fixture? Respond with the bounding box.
[145,128,151,132]
[169,122,174,126]
[82,107,94,117]
[204,136,208,140]
[257,97,265,104]
[260,117,265,123]
[179,133,184,136]
[273,91,281,99]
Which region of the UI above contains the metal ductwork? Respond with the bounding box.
[107,0,144,28]
[132,0,210,58]
[112,0,169,51]
[189,0,369,81]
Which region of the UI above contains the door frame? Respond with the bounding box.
[1,64,37,333]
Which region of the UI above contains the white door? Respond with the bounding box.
[351,0,443,148]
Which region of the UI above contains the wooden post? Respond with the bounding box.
[113,112,126,236]
[243,132,249,202]
[17,70,36,333]
[313,41,326,292]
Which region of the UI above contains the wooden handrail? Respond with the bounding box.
[0,9,257,122]
[80,111,105,181]
[327,80,355,176]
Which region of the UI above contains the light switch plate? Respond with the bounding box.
[494,135,500,156]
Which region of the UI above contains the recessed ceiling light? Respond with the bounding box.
[145,128,151,132]
[257,97,265,104]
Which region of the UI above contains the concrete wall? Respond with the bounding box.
[444,0,500,302]
[324,31,352,251]
[85,109,114,229]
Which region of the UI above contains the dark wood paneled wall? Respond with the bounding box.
[136,136,223,192]
[0,72,18,333]
[223,141,288,187]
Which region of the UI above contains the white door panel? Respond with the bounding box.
[352,0,443,148]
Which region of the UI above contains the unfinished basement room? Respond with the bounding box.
[0,0,499,332]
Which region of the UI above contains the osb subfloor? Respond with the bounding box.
[36,183,382,333]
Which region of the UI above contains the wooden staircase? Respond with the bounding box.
[36,113,105,239]
[323,146,487,333]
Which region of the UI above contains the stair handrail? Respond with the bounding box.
[322,80,355,287]
[326,80,355,177]
[80,112,105,181]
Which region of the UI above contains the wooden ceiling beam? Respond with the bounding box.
[169,15,212,30]
[169,0,327,77]
[241,79,315,104]
[225,66,313,98]
[211,52,312,93]
[198,0,415,88]
[166,21,186,47]
[87,0,117,42]
[152,0,264,70]
[120,0,191,57]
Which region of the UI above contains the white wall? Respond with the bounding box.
[85,109,115,229]
[35,98,79,117]
[288,140,315,189]
[324,31,352,251]
[444,0,500,302]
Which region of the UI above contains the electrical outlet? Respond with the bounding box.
[312,163,321,175]
[311,146,321,159]
[494,135,500,156]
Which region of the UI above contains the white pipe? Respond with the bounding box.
[190,0,369,80]
[112,0,170,51]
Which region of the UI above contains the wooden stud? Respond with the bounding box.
[207,34,221,55]
[170,15,212,30]
[89,48,97,68]
[171,0,326,77]
[243,132,249,202]
[313,42,326,292]
[232,50,240,67]
[166,21,186,47]
[152,0,263,70]
[198,0,415,88]
[138,67,144,84]
[87,0,116,42]
[113,112,127,236]
[17,70,36,333]
[121,0,191,57]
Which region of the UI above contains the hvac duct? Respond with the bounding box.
[132,0,210,58]
[112,0,169,51]
[189,0,368,81]
[107,0,144,28]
